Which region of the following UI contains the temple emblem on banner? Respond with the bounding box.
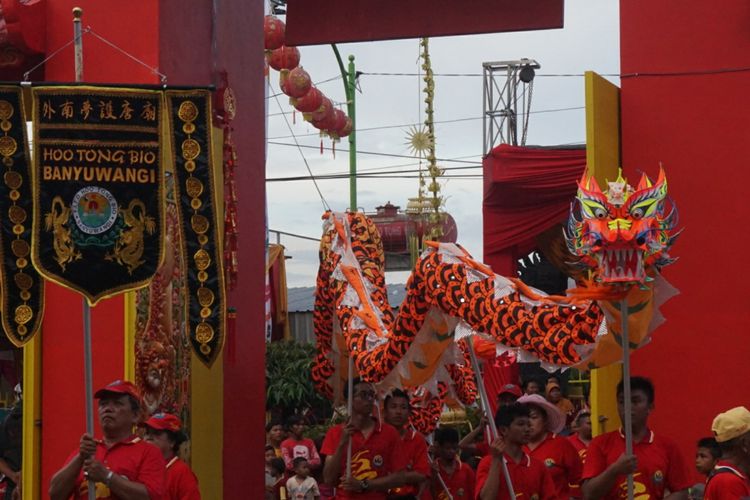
[31,86,165,305]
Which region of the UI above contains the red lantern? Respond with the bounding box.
[268,45,300,71]
[336,117,353,139]
[264,16,286,50]
[327,109,349,138]
[280,66,312,99]
[293,87,323,113]
[309,96,334,124]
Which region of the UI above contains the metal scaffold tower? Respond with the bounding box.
[482,58,540,155]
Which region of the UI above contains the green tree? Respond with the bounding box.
[265,340,331,422]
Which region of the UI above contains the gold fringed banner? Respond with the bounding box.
[30,86,166,305]
[165,90,226,367]
[0,86,43,345]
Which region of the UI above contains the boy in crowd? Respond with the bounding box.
[286,457,320,500]
[267,420,287,458]
[282,415,322,472]
[383,389,430,498]
[476,403,556,500]
[690,437,720,500]
[266,457,287,500]
[582,376,691,499]
[704,406,750,499]
[521,379,543,396]
[431,427,474,500]
[568,409,593,499]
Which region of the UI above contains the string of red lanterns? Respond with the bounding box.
[264,15,353,145]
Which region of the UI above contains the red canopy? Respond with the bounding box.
[482,144,586,276]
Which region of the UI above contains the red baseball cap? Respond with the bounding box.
[144,413,182,432]
[94,380,141,401]
[498,383,522,398]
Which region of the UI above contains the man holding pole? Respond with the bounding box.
[49,380,165,500]
[476,403,556,500]
[581,376,690,499]
[320,378,402,498]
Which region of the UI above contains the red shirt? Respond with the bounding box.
[524,432,582,499]
[704,461,750,500]
[475,452,556,500]
[567,434,589,499]
[165,456,201,500]
[281,437,322,470]
[320,420,400,500]
[434,459,474,500]
[567,433,589,462]
[389,429,430,497]
[66,435,165,499]
[582,429,691,499]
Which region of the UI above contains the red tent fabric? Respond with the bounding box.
[482,144,586,276]
[481,144,586,407]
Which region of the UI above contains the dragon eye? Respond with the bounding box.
[631,207,644,220]
[594,208,608,219]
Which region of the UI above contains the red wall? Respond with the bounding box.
[157,0,267,495]
[40,1,159,491]
[620,0,750,477]
[40,1,267,496]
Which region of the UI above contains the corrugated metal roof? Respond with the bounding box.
[287,283,409,312]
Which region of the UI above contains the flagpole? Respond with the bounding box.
[467,339,516,499]
[620,299,634,499]
[72,8,96,500]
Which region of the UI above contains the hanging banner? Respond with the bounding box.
[0,86,44,345]
[165,90,226,367]
[31,86,166,305]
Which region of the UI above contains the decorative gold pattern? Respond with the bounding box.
[177,101,217,358]
[0,98,34,338]
[43,196,80,270]
[105,199,156,274]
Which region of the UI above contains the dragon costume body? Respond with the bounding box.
[312,169,677,432]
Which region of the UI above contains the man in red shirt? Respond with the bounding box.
[568,409,592,499]
[704,406,750,499]
[582,376,691,499]
[282,415,322,472]
[320,379,403,499]
[517,393,582,498]
[431,427,474,500]
[143,412,201,500]
[49,380,165,500]
[476,403,556,500]
[382,389,430,498]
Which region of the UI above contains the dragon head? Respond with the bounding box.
[566,167,679,284]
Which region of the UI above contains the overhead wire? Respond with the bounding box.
[269,84,331,211]
[266,105,584,140]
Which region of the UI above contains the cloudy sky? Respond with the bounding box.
[266,1,620,287]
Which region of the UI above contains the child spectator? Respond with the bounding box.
[521,379,543,396]
[281,415,322,472]
[286,457,320,500]
[266,445,278,490]
[267,420,286,458]
[568,410,592,499]
[266,457,287,500]
[690,437,721,499]
[432,427,474,499]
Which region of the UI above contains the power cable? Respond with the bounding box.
[267,163,482,182]
[268,141,482,163]
[266,74,342,99]
[267,105,584,141]
[269,85,331,211]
